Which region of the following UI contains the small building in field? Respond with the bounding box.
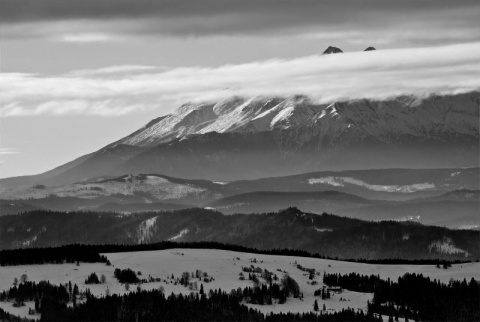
[327,287,343,293]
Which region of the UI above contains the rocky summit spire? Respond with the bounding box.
[322,46,343,55]
[364,47,376,51]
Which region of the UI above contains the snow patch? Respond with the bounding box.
[308,177,344,187]
[314,227,333,232]
[137,216,158,244]
[169,229,189,241]
[213,182,228,185]
[450,172,461,177]
[308,176,435,193]
[145,176,169,185]
[429,237,470,257]
[22,235,38,247]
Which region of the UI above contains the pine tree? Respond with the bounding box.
[73,284,79,307]
[200,284,204,295]
[313,300,319,311]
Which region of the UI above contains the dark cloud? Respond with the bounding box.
[1,0,479,39]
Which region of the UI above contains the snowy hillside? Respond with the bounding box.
[1,248,479,319]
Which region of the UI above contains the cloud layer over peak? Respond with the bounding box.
[1,43,479,117]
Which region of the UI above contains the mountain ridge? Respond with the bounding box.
[0,91,478,187]
[1,207,479,260]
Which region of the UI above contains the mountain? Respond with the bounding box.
[322,46,343,54]
[0,173,219,214]
[0,144,147,188]
[230,167,479,200]
[0,92,478,187]
[336,189,480,228]
[206,190,373,215]
[364,47,376,51]
[1,208,479,260]
[1,168,478,228]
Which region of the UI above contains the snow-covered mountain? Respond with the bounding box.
[112,92,479,148]
[0,92,478,188]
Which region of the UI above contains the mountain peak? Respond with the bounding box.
[322,46,343,55]
[364,47,376,51]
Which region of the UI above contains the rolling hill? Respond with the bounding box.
[1,207,479,260]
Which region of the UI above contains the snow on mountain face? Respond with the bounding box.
[137,216,158,244]
[308,176,436,193]
[114,92,479,148]
[428,237,470,257]
[116,95,335,147]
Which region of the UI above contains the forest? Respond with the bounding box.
[0,280,381,322]
[0,241,471,267]
[1,208,479,260]
[323,272,480,321]
[2,272,478,321]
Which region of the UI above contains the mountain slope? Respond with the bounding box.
[113,92,479,149]
[1,92,478,187]
[92,91,480,181]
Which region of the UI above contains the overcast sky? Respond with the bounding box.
[1,0,480,178]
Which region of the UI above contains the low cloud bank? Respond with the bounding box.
[1,43,479,117]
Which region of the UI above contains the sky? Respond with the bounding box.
[1,0,480,178]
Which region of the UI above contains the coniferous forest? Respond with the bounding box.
[323,272,480,321]
[0,280,382,322]
[0,242,472,267]
[1,271,478,321]
[2,208,479,261]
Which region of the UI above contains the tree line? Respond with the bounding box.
[1,241,472,267]
[0,244,109,266]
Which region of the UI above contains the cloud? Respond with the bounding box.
[0,148,20,155]
[68,65,161,76]
[56,33,118,43]
[1,0,479,48]
[1,43,479,117]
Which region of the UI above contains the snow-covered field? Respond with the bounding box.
[1,248,479,319]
